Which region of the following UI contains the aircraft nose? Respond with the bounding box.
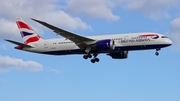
[167,39,173,45]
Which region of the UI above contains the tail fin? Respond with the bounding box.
[16,18,43,44]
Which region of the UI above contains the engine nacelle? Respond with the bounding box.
[96,39,115,51]
[107,51,128,59]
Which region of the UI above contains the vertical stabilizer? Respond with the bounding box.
[16,18,43,44]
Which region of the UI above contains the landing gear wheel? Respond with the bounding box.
[155,48,160,56]
[88,54,92,58]
[95,58,100,62]
[91,59,95,63]
[83,54,92,59]
[83,55,88,59]
[155,52,159,56]
[90,58,100,63]
[84,53,100,63]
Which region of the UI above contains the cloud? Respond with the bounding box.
[0,19,20,40]
[48,67,61,74]
[0,43,8,50]
[65,0,119,21]
[0,0,91,40]
[116,0,180,20]
[0,55,43,73]
[167,17,180,51]
[41,11,91,30]
[0,78,7,83]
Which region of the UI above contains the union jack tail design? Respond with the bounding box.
[16,18,43,44]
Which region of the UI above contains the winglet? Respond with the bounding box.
[31,18,42,24]
[31,18,59,30]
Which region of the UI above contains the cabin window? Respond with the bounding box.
[162,36,167,38]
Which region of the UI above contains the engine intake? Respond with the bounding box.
[107,51,128,59]
[96,39,115,51]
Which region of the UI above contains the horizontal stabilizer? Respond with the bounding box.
[5,39,33,48]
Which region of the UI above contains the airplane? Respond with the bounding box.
[5,18,172,63]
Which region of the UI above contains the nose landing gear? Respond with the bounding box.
[155,48,161,56]
[155,51,159,56]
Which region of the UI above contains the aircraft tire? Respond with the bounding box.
[155,52,159,56]
[91,59,95,63]
[88,54,92,58]
[83,55,88,59]
[95,58,99,62]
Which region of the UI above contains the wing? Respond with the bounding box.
[31,18,95,50]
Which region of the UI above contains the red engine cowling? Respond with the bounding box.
[107,51,128,59]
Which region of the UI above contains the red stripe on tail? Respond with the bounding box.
[16,21,32,30]
[24,35,40,44]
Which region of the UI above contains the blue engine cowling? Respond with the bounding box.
[107,51,128,59]
[96,39,115,51]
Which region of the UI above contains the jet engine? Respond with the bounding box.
[95,39,115,51]
[107,51,128,59]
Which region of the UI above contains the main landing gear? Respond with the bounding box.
[83,54,92,59]
[91,58,99,63]
[83,53,100,63]
[155,48,161,56]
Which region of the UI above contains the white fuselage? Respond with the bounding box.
[23,32,172,55]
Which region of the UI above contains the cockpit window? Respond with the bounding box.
[162,36,168,38]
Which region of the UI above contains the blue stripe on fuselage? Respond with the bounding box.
[40,44,171,55]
